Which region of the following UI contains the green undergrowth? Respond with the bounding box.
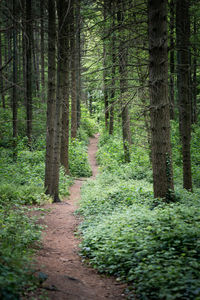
[78,131,200,300]
[0,109,96,298]
[0,199,44,299]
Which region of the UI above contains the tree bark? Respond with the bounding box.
[70,0,77,139]
[169,0,175,120]
[40,0,45,100]
[75,1,81,129]
[45,0,56,195]
[103,0,109,130]
[0,31,5,108]
[109,1,116,135]
[60,0,70,174]
[148,0,174,199]
[176,0,192,191]
[26,0,33,148]
[192,15,197,124]
[118,0,131,163]
[12,0,17,160]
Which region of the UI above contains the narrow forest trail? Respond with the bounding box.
[36,134,126,300]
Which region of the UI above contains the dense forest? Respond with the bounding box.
[0,0,200,299]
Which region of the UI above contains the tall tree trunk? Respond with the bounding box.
[169,0,175,120]
[0,31,5,108]
[70,0,77,139]
[148,0,174,199]
[103,0,109,130]
[12,0,17,160]
[26,0,33,148]
[40,0,45,100]
[192,15,197,124]
[118,0,131,163]
[176,0,192,191]
[109,1,116,135]
[21,0,27,107]
[60,0,70,174]
[45,0,56,195]
[76,1,81,129]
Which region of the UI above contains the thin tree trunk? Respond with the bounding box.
[22,0,27,107]
[176,0,192,191]
[103,0,109,130]
[109,1,116,135]
[40,0,45,100]
[70,0,77,139]
[45,0,56,195]
[60,0,70,174]
[118,0,131,163]
[192,16,197,124]
[32,30,40,96]
[12,0,17,160]
[0,31,5,108]
[148,0,174,199]
[26,0,33,148]
[169,0,175,120]
[76,1,81,129]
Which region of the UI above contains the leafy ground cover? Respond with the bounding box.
[78,130,200,300]
[0,109,96,299]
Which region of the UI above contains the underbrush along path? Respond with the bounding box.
[36,133,126,300]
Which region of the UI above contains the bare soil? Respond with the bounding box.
[35,134,126,300]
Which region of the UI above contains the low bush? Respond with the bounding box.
[0,202,43,299]
[78,129,200,300]
[79,172,200,299]
[69,139,92,177]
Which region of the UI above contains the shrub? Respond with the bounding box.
[69,139,92,177]
[0,203,43,298]
[79,170,200,299]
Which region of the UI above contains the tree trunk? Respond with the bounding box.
[60,0,70,174]
[192,15,197,124]
[169,0,175,120]
[103,0,109,130]
[26,0,33,149]
[148,0,174,199]
[109,1,116,135]
[40,0,45,100]
[12,0,17,160]
[176,0,192,191]
[70,0,77,139]
[75,1,81,129]
[45,0,56,195]
[118,0,131,163]
[0,31,5,108]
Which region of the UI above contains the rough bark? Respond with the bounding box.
[26,0,33,148]
[70,0,77,139]
[103,0,109,129]
[12,0,17,160]
[45,0,56,195]
[109,1,116,135]
[60,0,70,174]
[192,15,197,124]
[169,0,175,120]
[40,0,45,99]
[118,0,131,163]
[0,31,5,108]
[75,1,81,129]
[148,0,174,199]
[176,0,192,191]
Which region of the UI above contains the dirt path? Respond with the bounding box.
[36,134,126,300]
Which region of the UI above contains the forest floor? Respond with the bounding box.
[34,134,127,300]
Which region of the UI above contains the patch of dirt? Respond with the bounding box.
[35,134,127,299]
